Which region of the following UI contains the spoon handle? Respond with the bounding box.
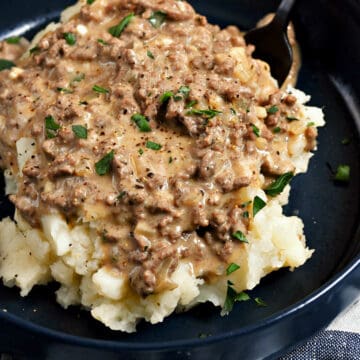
[274,0,297,31]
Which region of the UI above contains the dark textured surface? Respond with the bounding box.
[0,0,359,359]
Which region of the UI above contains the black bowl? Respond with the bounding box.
[0,0,359,359]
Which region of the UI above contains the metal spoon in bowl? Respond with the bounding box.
[244,0,297,86]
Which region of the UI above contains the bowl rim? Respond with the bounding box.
[1,250,359,351]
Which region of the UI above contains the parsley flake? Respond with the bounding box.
[97,38,109,45]
[72,125,88,139]
[159,91,174,104]
[267,105,279,114]
[0,59,15,72]
[252,124,260,137]
[254,297,267,307]
[222,281,250,314]
[131,114,151,132]
[147,50,155,59]
[138,148,144,155]
[187,109,222,119]
[307,122,315,127]
[186,100,198,109]
[29,46,40,55]
[226,263,240,275]
[6,36,21,44]
[148,11,167,28]
[63,32,76,46]
[87,0,96,4]
[57,87,74,94]
[232,231,248,243]
[109,13,134,37]
[45,115,60,139]
[95,150,114,176]
[265,172,293,197]
[253,196,266,217]
[334,164,350,182]
[286,115,299,122]
[146,141,162,150]
[93,85,109,94]
[273,126,281,133]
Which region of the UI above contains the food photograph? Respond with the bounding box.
[0,0,359,359]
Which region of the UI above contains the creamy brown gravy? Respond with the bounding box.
[0,0,316,296]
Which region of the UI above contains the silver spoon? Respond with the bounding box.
[244,0,297,86]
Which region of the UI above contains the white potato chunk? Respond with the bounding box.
[92,267,126,301]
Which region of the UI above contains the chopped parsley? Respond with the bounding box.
[108,13,134,37]
[252,124,260,137]
[72,125,88,139]
[241,200,252,208]
[147,50,155,59]
[97,38,109,45]
[95,150,114,175]
[138,148,144,155]
[222,281,250,314]
[186,100,198,109]
[6,36,21,44]
[226,263,240,275]
[87,0,95,4]
[159,91,174,104]
[45,115,60,139]
[131,114,151,132]
[242,211,249,218]
[334,164,350,182]
[230,108,237,115]
[267,105,279,114]
[169,156,173,163]
[146,141,162,150]
[0,59,15,72]
[232,231,248,243]
[254,297,267,307]
[286,115,299,122]
[273,126,281,133]
[63,32,76,46]
[253,196,266,217]
[29,46,40,55]
[187,108,222,119]
[307,122,315,127]
[148,11,167,28]
[265,172,293,197]
[177,85,190,99]
[92,85,109,94]
[57,87,73,94]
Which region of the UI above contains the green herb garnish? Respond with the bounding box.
[29,46,40,54]
[92,85,109,94]
[97,38,109,45]
[45,115,60,139]
[187,109,222,119]
[0,59,15,72]
[273,127,281,133]
[63,32,76,46]
[254,297,267,307]
[159,91,174,104]
[177,85,190,99]
[95,150,114,175]
[138,148,144,155]
[6,36,21,44]
[242,211,249,218]
[230,108,237,115]
[148,11,167,28]
[147,50,155,59]
[265,172,293,197]
[108,13,134,37]
[57,87,74,94]
[72,125,88,139]
[186,100,198,109]
[87,0,95,4]
[252,124,260,137]
[226,263,240,275]
[253,196,266,217]
[286,115,299,122]
[146,141,162,150]
[232,231,248,243]
[131,114,151,132]
[117,191,126,200]
[307,122,315,127]
[222,281,250,314]
[334,164,350,182]
[267,105,279,114]
[169,156,173,163]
